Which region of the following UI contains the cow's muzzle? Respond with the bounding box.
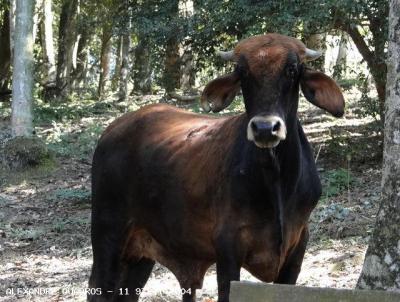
[247,116,287,148]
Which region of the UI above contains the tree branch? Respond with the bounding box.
[334,18,375,70]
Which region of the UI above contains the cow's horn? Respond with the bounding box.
[305,48,322,61]
[217,50,235,61]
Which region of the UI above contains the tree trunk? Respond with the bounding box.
[0,7,11,95]
[335,19,387,123]
[333,34,347,80]
[71,25,90,89]
[133,37,152,94]
[32,0,42,44]
[356,0,400,290]
[56,0,78,99]
[180,0,195,93]
[162,0,180,94]
[112,35,122,91]
[9,0,16,62]
[40,0,56,88]
[11,0,34,137]
[180,46,195,93]
[163,35,180,94]
[97,23,112,98]
[118,32,130,103]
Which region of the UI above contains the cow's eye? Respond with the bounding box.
[286,64,298,78]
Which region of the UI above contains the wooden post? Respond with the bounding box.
[230,281,400,302]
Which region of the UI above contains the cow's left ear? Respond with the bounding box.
[201,72,241,113]
[300,69,345,117]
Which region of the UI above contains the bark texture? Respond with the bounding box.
[97,23,112,98]
[56,0,78,99]
[9,0,15,62]
[163,34,181,93]
[0,7,11,93]
[11,0,34,137]
[133,37,152,94]
[333,34,347,80]
[357,0,400,291]
[112,35,122,90]
[40,0,56,86]
[71,24,90,89]
[118,32,130,103]
[162,0,180,94]
[180,45,195,93]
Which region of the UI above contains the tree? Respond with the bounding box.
[11,0,34,137]
[97,21,113,98]
[56,0,78,99]
[0,2,11,97]
[180,0,196,93]
[40,0,56,88]
[9,0,15,61]
[332,0,388,122]
[117,0,131,103]
[71,0,93,90]
[356,0,400,290]
[133,34,152,94]
[333,33,348,80]
[162,0,181,94]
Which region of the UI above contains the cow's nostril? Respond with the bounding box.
[272,121,281,132]
[251,121,259,134]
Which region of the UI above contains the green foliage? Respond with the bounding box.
[34,97,111,159]
[325,129,352,162]
[51,217,89,233]
[49,187,91,203]
[356,76,381,121]
[3,225,46,241]
[321,168,353,201]
[46,121,104,159]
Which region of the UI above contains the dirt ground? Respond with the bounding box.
[0,90,383,302]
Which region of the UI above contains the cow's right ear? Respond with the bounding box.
[201,72,241,113]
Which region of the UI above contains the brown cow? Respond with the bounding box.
[88,33,345,302]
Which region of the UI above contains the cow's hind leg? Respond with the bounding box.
[88,220,128,302]
[275,227,309,284]
[114,257,155,302]
[88,239,120,300]
[89,218,155,302]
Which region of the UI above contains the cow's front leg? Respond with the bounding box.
[275,227,309,284]
[215,233,243,302]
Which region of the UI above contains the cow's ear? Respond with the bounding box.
[300,69,345,117]
[201,72,241,113]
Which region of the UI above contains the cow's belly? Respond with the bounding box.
[122,225,214,288]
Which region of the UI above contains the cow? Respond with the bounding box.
[88,33,345,302]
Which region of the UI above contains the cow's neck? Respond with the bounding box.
[230,112,303,250]
[235,112,302,194]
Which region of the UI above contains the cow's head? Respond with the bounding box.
[201,33,345,148]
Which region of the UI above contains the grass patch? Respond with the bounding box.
[51,217,89,234]
[49,187,91,203]
[321,168,353,202]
